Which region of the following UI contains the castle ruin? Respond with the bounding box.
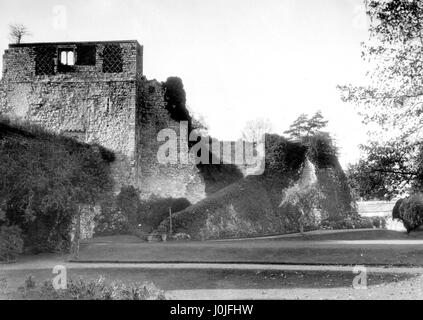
[0,40,208,204]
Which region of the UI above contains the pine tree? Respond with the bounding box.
[284,111,328,140]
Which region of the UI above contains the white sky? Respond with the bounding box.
[0,0,371,168]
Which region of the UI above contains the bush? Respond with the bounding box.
[139,197,191,232]
[0,225,24,263]
[19,276,166,300]
[94,195,129,236]
[172,233,191,241]
[368,216,387,229]
[320,216,385,230]
[395,194,423,233]
[354,217,375,229]
[392,198,404,220]
[0,121,114,253]
[24,275,36,289]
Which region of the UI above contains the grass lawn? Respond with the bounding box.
[282,229,423,241]
[1,267,420,300]
[74,230,423,266]
[3,230,423,299]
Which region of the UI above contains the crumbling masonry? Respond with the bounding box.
[0,40,207,205]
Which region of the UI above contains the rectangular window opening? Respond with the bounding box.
[59,50,75,66]
[76,45,96,66]
[58,49,75,73]
[103,44,123,73]
[35,47,56,75]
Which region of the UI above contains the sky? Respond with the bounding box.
[0,0,371,168]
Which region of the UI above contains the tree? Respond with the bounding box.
[339,0,423,136]
[339,0,423,196]
[242,118,273,143]
[284,111,328,140]
[279,158,322,234]
[347,140,423,200]
[8,24,31,44]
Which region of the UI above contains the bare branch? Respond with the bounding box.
[8,24,32,44]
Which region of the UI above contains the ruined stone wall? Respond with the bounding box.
[2,41,142,82]
[0,40,236,209]
[135,79,206,204]
[0,41,143,192]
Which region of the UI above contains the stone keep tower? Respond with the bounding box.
[0,40,144,189]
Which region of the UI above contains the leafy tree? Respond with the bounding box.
[346,140,422,200]
[340,0,423,135]
[284,111,329,140]
[339,0,423,197]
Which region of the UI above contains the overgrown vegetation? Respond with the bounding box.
[138,196,191,233]
[18,275,166,300]
[158,131,356,239]
[321,216,386,230]
[0,225,24,263]
[346,141,422,200]
[393,194,423,233]
[279,158,322,234]
[95,186,192,237]
[162,77,192,128]
[340,0,423,200]
[0,120,114,254]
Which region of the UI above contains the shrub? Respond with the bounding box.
[139,197,191,232]
[354,217,375,229]
[172,233,191,241]
[20,276,166,300]
[94,195,128,236]
[395,194,423,233]
[325,219,354,230]
[24,275,36,289]
[392,198,404,220]
[368,216,387,229]
[0,225,23,263]
[0,121,114,253]
[320,216,384,230]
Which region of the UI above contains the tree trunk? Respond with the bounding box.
[299,209,305,235]
[169,207,173,236]
[72,205,81,260]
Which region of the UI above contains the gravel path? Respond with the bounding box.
[3,257,423,274]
